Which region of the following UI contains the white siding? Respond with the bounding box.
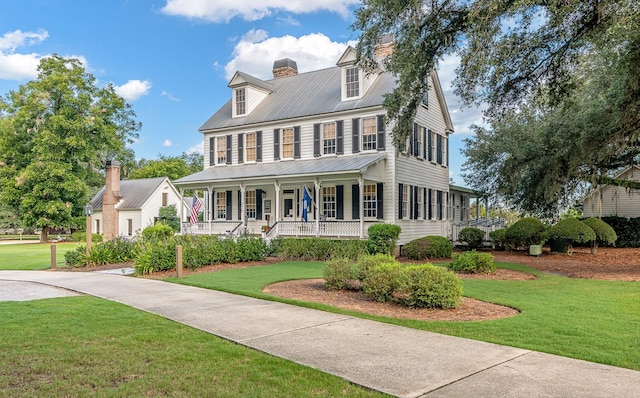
[583,166,640,218]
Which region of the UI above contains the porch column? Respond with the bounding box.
[314,179,321,237]
[274,181,281,224]
[240,184,246,228]
[206,187,212,233]
[358,176,364,238]
[179,188,185,234]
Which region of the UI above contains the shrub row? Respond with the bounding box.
[457,227,485,249]
[450,250,495,274]
[323,254,462,309]
[64,237,136,267]
[601,216,640,248]
[403,236,452,260]
[277,238,369,261]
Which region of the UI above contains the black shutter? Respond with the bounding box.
[377,114,385,151]
[238,190,242,220]
[238,133,244,164]
[226,135,232,165]
[209,137,215,166]
[256,189,262,220]
[296,188,300,218]
[423,188,427,220]
[352,118,360,153]
[336,120,344,154]
[294,126,301,159]
[376,183,384,219]
[410,123,416,155]
[313,124,320,157]
[211,190,215,220]
[313,187,317,219]
[256,130,262,162]
[336,185,344,220]
[226,190,232,220]
[413,124,419,156]
[428,130,433,161]
[446,137,449,166]
[273,129,280,160]
[398,183,403,219]
[352,184,360,219]
[428,188,432,219]
[422,127,427,159]
[413,187,420,220]
[437,134,442,164]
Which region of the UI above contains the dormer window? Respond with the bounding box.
[235,88,246,116]
[345,67,360,98]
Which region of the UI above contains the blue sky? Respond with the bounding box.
[0,0,483,185]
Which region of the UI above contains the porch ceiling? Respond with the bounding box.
[174,153,387,187]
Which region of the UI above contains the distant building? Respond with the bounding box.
[582,166,640,218]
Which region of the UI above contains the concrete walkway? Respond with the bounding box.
[1,271,638,398]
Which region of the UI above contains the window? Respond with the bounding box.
[216,136,227,164]
[235,88,246,115]
[363,184,377,218]
[323,186,336,218]
[402,184,409,219]
[282,127,294,159]
[245,190,256,219]
[430,189,436,219]
[422,89,429,107]
[245,132,256,162]
[362,116,377,151]
[416,126,423,158]
[437,134,443,164]
[216,192,226,219]
[322,123,336,154]
[437,190,443,220]
[417,187,424,219]
[162,192,168,206]
[127,219,133,236]
[95,219,100,234]
[345,67,360,98]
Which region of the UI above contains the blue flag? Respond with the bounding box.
[302,185,312,222]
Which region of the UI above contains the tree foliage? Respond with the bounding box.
[0,55,140,241]
[354,0,640,215]
[128,152,203,180]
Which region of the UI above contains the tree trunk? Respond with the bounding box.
[40,226,49,243]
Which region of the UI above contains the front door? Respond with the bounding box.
[282,190,295,219]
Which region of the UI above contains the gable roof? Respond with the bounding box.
[228,71,274,93]
[174,153,387,186]
[90,177,170,211]
[581,165,640,202]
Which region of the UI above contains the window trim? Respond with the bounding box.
[281,126,295,160]
[363,184,377,219]
[322,186,337,219]
[245,190,256,220]
[361,115,377,152]
[216,191,227,220]
[216,136,227,165]
[345,66,360,99]
[322,122,337,155]
[245,132,257,163]
[234,87,246,117]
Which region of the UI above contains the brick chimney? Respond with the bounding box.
[102,160,123,240]
[374,34,394,60]
[273,58,298,79]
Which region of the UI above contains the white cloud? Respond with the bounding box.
[161,0,359,22]
[114,79,152,101]
[161,90,180,102]
[163,139,173,147]
[186,141,204,155]
[0,29,48,80]
[224,30,356,80]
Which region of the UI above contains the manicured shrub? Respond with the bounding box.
[602,216,640,247]
[397,264,462,308]
[457,227,485,249]
[505,217,545,249]
[353,253,396,282]
[134,237,177,275]
[403,236,452,260]
[236,236,267,262]
[362,261,403,302]
[141,223,174,239]
[582,218,617,253]
[545,218,596,253]
[367,224,401,255]
[88,237,138,265]
[489,228,508,250]
[64,245,88,267]
[276,238,367,261]
[449,250,496,274]
[323,258,354,290]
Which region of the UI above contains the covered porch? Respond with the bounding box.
[174,153,387,239]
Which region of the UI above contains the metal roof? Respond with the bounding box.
[174,152,387,186]
[199,67,396,132]
[90,177,168,210]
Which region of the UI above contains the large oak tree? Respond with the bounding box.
[0,55,140,241]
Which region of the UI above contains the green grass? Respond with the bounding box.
[169,261,640,370]
[0,242,77,270]
[0,297,387,398]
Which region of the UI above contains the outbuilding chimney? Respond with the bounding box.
[273,58,298,79]
[374,34,394,60]
[102,160,123,240]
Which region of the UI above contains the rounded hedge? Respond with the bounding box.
[505,217,545,248]
[449,250,496,274]
[403,236,452,260]
[545,218,596,244]
[457,227,485,249]
[489,228,508,250]
[582,218,617,246]
[397,264,462,309]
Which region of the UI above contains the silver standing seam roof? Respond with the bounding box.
[174,153,387,186]
[90,177,168,211]
[200,66,396,132]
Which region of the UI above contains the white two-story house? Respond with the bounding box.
[174,44,455,245]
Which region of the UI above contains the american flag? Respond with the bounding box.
[190,195,203,224]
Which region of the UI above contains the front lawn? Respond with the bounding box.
[169,261,640,370]
[0,242,76,270]
[0,297,387,397]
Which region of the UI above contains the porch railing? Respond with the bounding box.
[451,218,505,243]
[275,220,363,238]
[181,221,243,236]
